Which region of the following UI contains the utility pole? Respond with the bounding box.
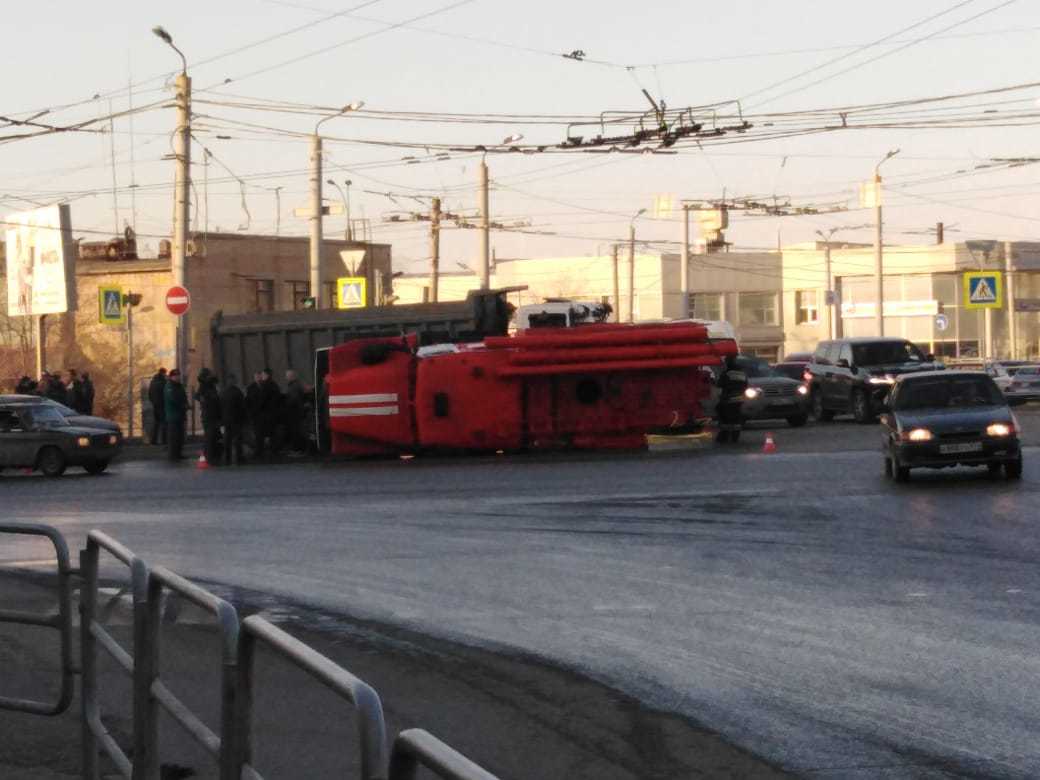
[310,102,364,308]
[108,99,119,235]
[309,133,323,308]
[628,208,645,323]
[345,180,353,241]
[126,295,135,440]
[612,245,620,323]
[479,156,490,289]
[628,223,636,323]
[873,149,900,337]
[430,197,441,302]
[154,27,192,373]
[172,70,191,373]
[1006,240,1017,359]
[680,205,690,319]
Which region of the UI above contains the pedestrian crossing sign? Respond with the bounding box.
[337,276,367,309]
[963,271,1003,310]
[98,285,125,324]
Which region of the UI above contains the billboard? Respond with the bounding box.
[4,204,76,316]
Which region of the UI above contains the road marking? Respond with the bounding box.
[907,592,929,598]
[1006,588,1023,594]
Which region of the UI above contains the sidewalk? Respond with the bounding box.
[0,571,789,780]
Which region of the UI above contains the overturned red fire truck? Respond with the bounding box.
[325,321,737,456]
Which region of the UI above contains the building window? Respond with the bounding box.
[287,280,311,311]
[690,293,722,321]
[738,292,778,326]
[746,345,780,363]
[254,279,274,312]
[795,290,819,325]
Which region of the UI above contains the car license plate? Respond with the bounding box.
[939,442,982,454]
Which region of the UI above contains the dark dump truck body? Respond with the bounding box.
[211,289,514,387]
[211,289,514,452]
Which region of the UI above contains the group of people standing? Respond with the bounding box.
[147,366,310,465]
[14,369,95,414]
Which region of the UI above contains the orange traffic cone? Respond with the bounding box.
[762,432,777,454]
[197,452,210,470]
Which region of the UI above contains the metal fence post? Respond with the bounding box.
[131,557,157,780]
[80,546,99,780]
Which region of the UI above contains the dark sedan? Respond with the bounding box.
[0,403,122,476]
[0,394,121,434]
[881,371,1023,482]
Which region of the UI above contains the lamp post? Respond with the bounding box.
[873,148,900,336]
[477,134,523,290]
[815,228,841,339]
[312,102,363,307]
[152,25,191,374]
[628,208,646,323]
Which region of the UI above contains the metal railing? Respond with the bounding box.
[145,565,241,780]
[236,615,389,780]
[0,523,74,716]
[0,523,501,780]
[389,730,500,780]
[80,531,149,780]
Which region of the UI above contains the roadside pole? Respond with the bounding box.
[479,157,490,290]
[1006,241,1017,359]
[628,223,636,323]
[680,205,690,319]
[612,245,620,323]
[873,178,884,337]
[126,298,134,440]
[35,315,46,378]
[172,71,191,374]
[430,197,441,303]
[309,133,324,308]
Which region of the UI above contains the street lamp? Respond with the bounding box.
[310,102,364,307]
[325,179,355,241]
[873,148,900,336]
[502,133,524,146]
[151,26,186,74]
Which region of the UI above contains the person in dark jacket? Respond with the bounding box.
[194,368,222,465]
[148,368,167,445]
[14,376,36,395]
[82,373,95,415]
[254,368,281,458]
[220,374,247,466]
[164,369,189,461]
[244,371,262,453]
[67,369,87,414]
[44,372,68,405]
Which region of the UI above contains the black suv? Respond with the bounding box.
[806,338,944,423]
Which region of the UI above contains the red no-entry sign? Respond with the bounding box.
[165,286,191,316]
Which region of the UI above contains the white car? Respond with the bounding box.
[983,361,1013,393]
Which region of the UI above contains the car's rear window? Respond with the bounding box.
[893,376,1004,411]
[852,341,925,366]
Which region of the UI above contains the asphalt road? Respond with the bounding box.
[4,408,1040,778]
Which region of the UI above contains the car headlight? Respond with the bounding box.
[868,375,896,385]
[108,435,118,445]
[906,428,933,442]
[986,422,1013,437]
[77,437,90,447]
[744,387,761,400]
[796,384,809,396]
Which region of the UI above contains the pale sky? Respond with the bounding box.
[3,1,1039,274]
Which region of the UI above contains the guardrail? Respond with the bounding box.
[0,523,74,716]
[80,530,149,780]
[236,615,389,780]
[0,523,500,780]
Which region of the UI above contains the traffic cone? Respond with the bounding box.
[197,452,210,470]
[762,432,777,454]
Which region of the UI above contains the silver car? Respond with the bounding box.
[1004,365,1040,402]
